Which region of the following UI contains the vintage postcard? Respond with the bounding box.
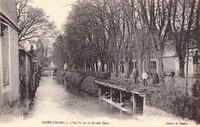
[0,0,199,127]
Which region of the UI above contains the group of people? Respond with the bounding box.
[132,68,175,86]
[132,68,153,86]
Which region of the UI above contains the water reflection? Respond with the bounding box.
[26,77,132,120]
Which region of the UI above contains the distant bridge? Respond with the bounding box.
[42,67,63,76]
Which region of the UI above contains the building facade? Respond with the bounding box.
[163,48,200,77]
[116,47,199,79]
[0,0,20,114]
[19,48,41,114]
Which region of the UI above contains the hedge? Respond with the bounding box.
[80,76,98,97]
[146,84,199,122]
[63,70,110,96]
[68,69,111,79]
[64,71,85,86]
[191,80,199,98]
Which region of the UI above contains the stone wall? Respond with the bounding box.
[63,70,111,97]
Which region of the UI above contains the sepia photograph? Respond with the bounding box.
[0,0,199,126]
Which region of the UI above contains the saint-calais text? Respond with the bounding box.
[42,121,109,125]
[42,121,65,124]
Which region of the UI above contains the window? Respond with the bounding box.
[0,23,10,89]
[150,61,157,71]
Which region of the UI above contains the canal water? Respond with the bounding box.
[27,76,132,118]
[24,76,134,124]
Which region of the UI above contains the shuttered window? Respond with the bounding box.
[0,23,10,90]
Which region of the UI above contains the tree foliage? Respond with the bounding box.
[52,0,199,78]
[16,0,56,44]
[17,0,57,67]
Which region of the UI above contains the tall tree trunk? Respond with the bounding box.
[84,59,86,70]
[114,56,119,77]
[137,59,142,77]
[147,48,151,71]
[110,62,113,73]
[157,51,164,76]
[95,61,98,72]
[124,61,129,79]
[179,58,185,77]
[107,62,111,72]
[101,61,105,72]
[124,58,132,79]
[87,61,90,70]
[91,62,95,71]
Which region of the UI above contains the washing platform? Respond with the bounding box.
[95,80,149,117]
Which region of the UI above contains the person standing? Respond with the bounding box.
[28,45,35,56]
[38,65,42,80]
[133,68,139,84]
[64,62,68,71]
[160,71,166,83]
[152,71,160,84]
[169,69,175,84]
[141,71,148,86]
[147,70,152,80]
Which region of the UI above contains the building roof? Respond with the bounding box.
[0,0,18,25]
[163,47,199,58]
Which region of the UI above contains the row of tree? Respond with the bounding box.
[52,0,199,78]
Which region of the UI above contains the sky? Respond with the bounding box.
[24,0,77,50]
[30,0,77,30]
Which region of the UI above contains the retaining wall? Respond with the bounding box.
[63,70,111,96]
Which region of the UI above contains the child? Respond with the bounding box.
[141,71,148,86]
